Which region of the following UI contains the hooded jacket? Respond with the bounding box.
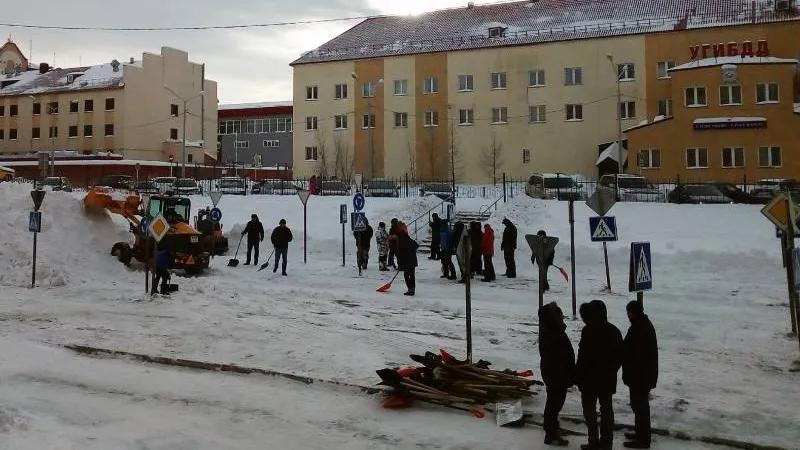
[481,225,495,256]
[622,313,659,390]
[500,218,517,251]
[242,216,265,243]
[575,300,624,394]
[538,303,576,387]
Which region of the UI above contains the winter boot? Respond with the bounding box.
[623,441,650,449]
[624,432,638,441]
[544,435,569,446]
[404,290,415,296]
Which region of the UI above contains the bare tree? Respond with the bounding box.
[406,134,417,181]
[449,121,465,184]
[333,132,354,184]
[314,129,331,180]
[425,127,441,181]
[480,132,504,185]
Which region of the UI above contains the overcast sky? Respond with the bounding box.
[1,0,481,104]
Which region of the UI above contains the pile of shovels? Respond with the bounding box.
[376,349,542,419]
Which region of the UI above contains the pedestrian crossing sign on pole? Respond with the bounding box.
[29,211,42,233]
[351,212,367,232]
[589,216,618,242]
[629,241,652,292]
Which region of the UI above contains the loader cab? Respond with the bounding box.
[146,195,191,224]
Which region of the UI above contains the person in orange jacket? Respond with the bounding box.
[481,223,496,282]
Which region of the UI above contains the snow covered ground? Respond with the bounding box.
[1,182,799,449]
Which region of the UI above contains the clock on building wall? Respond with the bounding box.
[721,64,738,84]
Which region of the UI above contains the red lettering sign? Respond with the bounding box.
[688,40,769,59]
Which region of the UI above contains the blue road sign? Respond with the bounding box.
[28,211,42,233]
[209,207,222,223]
[139,216,151,235]
[353,193,365,212]
[340,204,348,224]
[629,241,652,292]
[351,212,367,232]
[589,216,618,242]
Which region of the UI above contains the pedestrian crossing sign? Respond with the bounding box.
[589,216,618,242]
[351,212,367,232]
[628,241,652,292]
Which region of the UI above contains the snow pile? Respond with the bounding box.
[0,183,130,287]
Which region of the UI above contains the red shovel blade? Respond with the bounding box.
[376,282,392,293]
[556,266,569,281]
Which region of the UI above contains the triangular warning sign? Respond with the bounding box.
[354,214,366,230]
[592,218,615,239]
[636,247,651,284]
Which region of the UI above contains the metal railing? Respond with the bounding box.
[407,199,449,240]
[479,196,504,218]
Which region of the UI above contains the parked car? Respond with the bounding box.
[0,165,15,181]
[134,180,161,194]
[525,173,585,201]
[98,174,134,190]
[320,181,350,196]
[419,183,455,202]
[597,174,663,202]
[258,180,299,195]
[152,176,177,194]
[363,179,400,197]
[667,184,732,204]
[174,178,201,196]
[41,176,73,192]
[749,179,798,204]
[217,176,247,195]
[711,183,760,204]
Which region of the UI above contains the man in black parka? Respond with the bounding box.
[538,302,575,446]
[500,218,517,278]
[241,214,264,265]
[621,300,659,449]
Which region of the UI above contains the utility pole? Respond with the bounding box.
[182,96,187,178]
[367,94,373,180]
[606,55,624,201]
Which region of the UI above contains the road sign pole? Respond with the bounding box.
[304,203,308,264]
[342,222,345,267]
[603,242,612,291]
[568,200,577,317]
[637,290,644,310]
[538,265,546,309]
[31,230,37,289]
[465,240,472,363]
[145,237,150,294]
[783,194,798,336]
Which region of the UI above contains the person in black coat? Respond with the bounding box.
[354,219,374,270]
[622,301,659,449]
[396,226,418,296]
[241,214,265,265]
[531,229,555,292]
[270,219,293,275]
[575,300,623,450]
[429,213,442,260]
[501,218,518,278]
[538,302,576,446]
[469,221,483,277]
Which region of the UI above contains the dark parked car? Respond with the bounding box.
[419,183,455,202]
[320,181,350,196]
[668,184,732,204]
[134,180,161,194]
[41,176,72,192]
[363,179,400,197]
[711,183,760,204]
[98,175,135,190]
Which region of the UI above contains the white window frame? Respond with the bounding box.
[564,67,582,86]
[263,140,280,148]
[758,146,782,167]
[638,149,661,169]
[685,147,709,169]
[721,147,745,168]
[491,72,507,90]
[685,87,707,107]
[305,146,318,161]
[234,140,249,149]
[528,70,545,87]
[755,83,780,104]
[458,109,474,125]
[719,85,742,106]
[458,75,474,92]
[423,77,438,94]
[491,107,508,124]
[362,114,376,129]
[656,61,675,79]
[617,63,635,81]
[305,86,318,101]
[424,111,439,127]
[529,105,546,123]
[393,79,408,96]
[565,104,583,121]
[334,83,348,99]
[619,101,636,119]
[394,112,408,128]
[305,116,318,131]
[362,81,376,98]
[334,114,348,130]
[657,99,672,117]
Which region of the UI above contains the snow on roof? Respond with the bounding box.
[596,142,628,165]
[219,101,293,110]
[794,103,800,114]
[693,116,766,123]
[0,61,125,96]
[670,56,799,72]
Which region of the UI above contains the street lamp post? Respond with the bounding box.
[164,85,204,178]
[606,55,624,200]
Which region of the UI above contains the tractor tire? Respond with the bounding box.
[111,242,133,266]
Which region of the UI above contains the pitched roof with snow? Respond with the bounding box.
[292,0,800,65]
[670,56,799,71]
[0,60,141,97]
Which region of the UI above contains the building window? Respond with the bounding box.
[423,77,438,94]
[686,148,709,169]
[719,85,742,105]
[10,104,18,116]
[759,146,781,167]
[529,105,546,123]
[84,99,94,112]
[187,154,193,163]
[393,79,408,96]
[48,126,58,138]
[756,83,779,103]
[619,101,636,119]
[488,26,506,38]
[656,61,675,79]
[305,86,318,100]
[170,128,178,140]
[394,112,408,128]
[305,146,318,161]
[617,63,635,80]
[685,87,707,107]
[565,104,583,121]
[490,72,507,90]
[170,104,179,116]
[361,114,376,129]
[0,130,3,139]
[334,83,348,99]
[32,102,41,115]
[458,109,474,125]
[638,149,661,169]
[263,140,280,148]
[105,98,115,111]
[234,140,249,149]
[424,111,439,127]
[32,127,40,139]
[48,102,58,114]
[9,128,17,140]
[305,116,318,131]
[564,67,582,86]
[0,105,4,116]
[68,126,78,138]
[69,101,79,113]
[491,107,508,124]
[334,114,348,129]
[458,75,473,92]
[722,147,744,168]
[362,81,376,98]
[657,99,672,117]
[522,148,531,164]
[84,125,93,137]
[528,70,545,87]
[104,124,114,136]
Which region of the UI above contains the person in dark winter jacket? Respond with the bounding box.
[354,219,374,270]
[576,300,624,450]
[151,246,171,296]
[439,223,457,280]
[481,224,496,282]
[469,221,483,277]
[501,218,518,278]
[241,214,265,265]
[388,218,400,270]
[531,229,555,292]
[270,219,293,275]
[538,302,576,447]
[452,221,467,283]
[396,225,418,296]
[622,301,659,449]
[429,213,442,260]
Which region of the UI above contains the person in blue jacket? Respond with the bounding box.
[439,222,457,280]
[151,245,171,296]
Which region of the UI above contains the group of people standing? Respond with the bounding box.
[240,214,293,275]
[538,300,658,449]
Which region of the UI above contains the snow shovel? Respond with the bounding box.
[227,235,244,267]
[257,249,276,272]
[553,265,569,281]
[376,270,402,293]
